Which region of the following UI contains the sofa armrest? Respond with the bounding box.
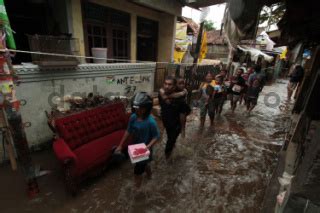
[53,138,77,165]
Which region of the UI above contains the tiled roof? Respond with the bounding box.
[179,16,199,34]
[206,30,226,44]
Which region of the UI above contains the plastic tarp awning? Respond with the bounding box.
[237,45,274,63]
[223,0,263,49]
[223,0,281,49]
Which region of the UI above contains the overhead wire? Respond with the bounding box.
[1,49,274,69]
[4,49,206,66]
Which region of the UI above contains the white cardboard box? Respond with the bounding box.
[128,143,150,164]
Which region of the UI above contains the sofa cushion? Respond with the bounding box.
[98,104,128,131]
[55,112,91,150]
[55,103,127,150]
[73,129,126,175]
[85,105,127,138]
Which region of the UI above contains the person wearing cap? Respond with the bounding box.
[116,92,160,188]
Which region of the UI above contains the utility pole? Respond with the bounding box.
[193,21,204,64]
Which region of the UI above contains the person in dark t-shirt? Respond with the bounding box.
[158,76,181,160]
[159,77,191,138]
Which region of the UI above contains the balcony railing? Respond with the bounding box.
[27,35,80,67]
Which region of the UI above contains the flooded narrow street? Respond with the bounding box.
[1,81,291,213]
[114,80,291,213]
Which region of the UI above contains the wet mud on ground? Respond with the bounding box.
[0,81,292,213]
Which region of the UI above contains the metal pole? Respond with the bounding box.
[193,22,204,64]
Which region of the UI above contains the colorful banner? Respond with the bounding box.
[176,23,188,40]
[0,0,16,49]
[280,47,287,60]
[173,50,185,63]
[199,31,208,62]
[176,22,193,53]
[175,22,193,63]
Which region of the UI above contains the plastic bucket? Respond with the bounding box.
[91,48,107,63]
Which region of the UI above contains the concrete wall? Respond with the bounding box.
[206,44,229,61]
[13,63,155,148]
[70,0,177,62]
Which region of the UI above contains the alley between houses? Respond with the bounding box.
[0,81,291,213]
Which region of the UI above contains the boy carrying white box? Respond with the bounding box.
[116,92,160,188]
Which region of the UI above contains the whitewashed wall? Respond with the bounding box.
[13,63,156,148]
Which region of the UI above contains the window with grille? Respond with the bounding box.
[84,3,130,62]
[112,29,129,61]
[137,17,158,61]
[110,9,130,27]
[87,23,107,49]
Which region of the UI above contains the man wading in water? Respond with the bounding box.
[246,65,266,114]
[158,76,181,160]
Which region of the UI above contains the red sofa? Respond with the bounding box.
[53,102,129,194]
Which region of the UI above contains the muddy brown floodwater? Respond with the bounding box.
[0,81,292,213]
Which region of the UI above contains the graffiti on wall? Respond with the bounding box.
[124,85,136,96]
[106,76,116,84]
[113,74,151,96]
[116,74,151,85]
